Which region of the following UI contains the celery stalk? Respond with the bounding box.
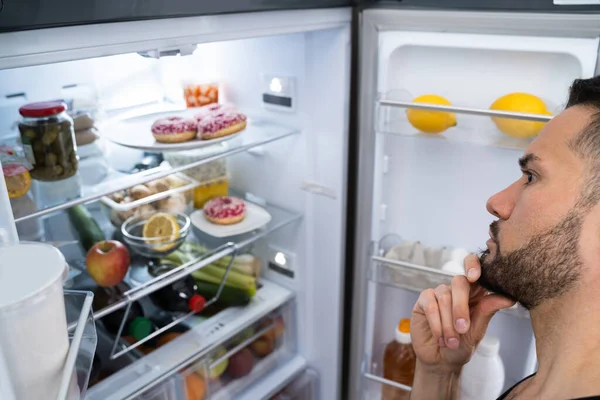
[192,265,256,296]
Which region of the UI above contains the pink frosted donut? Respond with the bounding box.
[151,116,197,143]
[197,110,247,140]
[194,103,236,122]
[203,196,246,225]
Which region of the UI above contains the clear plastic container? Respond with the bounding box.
[18,101,79,181]
[0,243,70,399]
[181,305,295,400]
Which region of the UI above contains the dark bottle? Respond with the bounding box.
[149,275,206,313]
[93,283,152,340]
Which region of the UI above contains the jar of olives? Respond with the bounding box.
[18,101,79,181]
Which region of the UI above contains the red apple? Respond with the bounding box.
[86,240,130,287]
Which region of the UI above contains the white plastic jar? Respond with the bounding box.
[460,334,506,400]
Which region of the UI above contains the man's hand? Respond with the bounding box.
[409,255,515,399]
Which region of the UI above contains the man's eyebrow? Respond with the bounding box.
[519,153,540,169]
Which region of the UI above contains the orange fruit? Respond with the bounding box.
[185,373,206,400]
[142,212,180,252]
[6,170,31,199]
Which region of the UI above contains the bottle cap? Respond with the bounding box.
[188,294,206,312]
[477,335,500,356]
[129,317,153,341]
[19,100,67,117]
[395,318,412,344]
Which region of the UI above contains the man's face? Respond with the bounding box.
[478,106,594,309]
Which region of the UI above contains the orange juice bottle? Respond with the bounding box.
[382,318,416,400]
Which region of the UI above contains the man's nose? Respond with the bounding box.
[486,182,519,220]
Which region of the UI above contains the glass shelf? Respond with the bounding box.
[12,118,299,223]
[371,256,530,320]
[69,192,302,334]
[376,98,553,151]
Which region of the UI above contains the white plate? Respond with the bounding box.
[190,202,272,238]
[103,109,243,152]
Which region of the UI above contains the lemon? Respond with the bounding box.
[490,93,552,138]
[406,94,457,134]
[6,170,31,199]
[142,212,180,252]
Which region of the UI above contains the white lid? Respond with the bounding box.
[0,243,66,310]
[477,335,500,357]
[395,319,412,344]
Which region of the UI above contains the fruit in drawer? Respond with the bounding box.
[490,93,552,138]
[86,240,131,286]
[185,373,206,400]
[406,94,457,134]
[209,346,229,380]
[226,348,254,378]
[250,317,285,357]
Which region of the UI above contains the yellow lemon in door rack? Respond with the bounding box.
[142,212,180,252]
[490,93,552,139]
[406,94,457,134]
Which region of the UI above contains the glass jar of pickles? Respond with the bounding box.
[18,101,79,182]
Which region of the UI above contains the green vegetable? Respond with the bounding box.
[192,265,256,297]
[195,281,251,307]
[165,243,260,277]
[68,205,105,252]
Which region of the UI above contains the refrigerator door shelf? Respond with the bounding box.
[371,256,530,320]
[377,98,550,151]
[87,280,294,400]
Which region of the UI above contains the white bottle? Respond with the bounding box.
[460,335,505,400]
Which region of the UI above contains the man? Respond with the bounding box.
[410,75,600,400]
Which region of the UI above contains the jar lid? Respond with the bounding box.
[19,100,67,118]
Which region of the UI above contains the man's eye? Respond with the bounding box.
[524,172,535,185]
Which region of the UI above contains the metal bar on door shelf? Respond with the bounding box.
[372,255,458,277]
[93,243,235,321]
[379,99,553,122]
[363,372,412,392]
[57,291,95,400]
[109,248,239,360]
[15,129,300,223]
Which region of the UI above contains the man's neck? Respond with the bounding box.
[525,289,600,399]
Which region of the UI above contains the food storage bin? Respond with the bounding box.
[271,369,319,400]
[182,304,295,400]
[100,173,199,228]
[192,176,229,209]
[183,82,219,108]
[18,100,79,181]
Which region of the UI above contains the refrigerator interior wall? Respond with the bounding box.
[0,25,350,400]
[366,25,600,393]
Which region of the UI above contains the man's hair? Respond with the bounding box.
[566,76,600,208]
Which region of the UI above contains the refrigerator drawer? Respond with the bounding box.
[179,303,295,400]
[272,369,319,400]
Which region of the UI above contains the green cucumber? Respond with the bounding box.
[68,205,105,252]
[195,280,251,308]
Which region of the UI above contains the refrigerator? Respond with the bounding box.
[0,1,599,399]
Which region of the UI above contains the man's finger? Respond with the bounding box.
[464,254,481,282]
[434,285,460,349]
[451,276,471,335]
[417,289,443,341]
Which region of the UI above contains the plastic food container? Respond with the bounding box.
[183,82,219,108]
[193,176,229,209]
[100,173,199,228]
[0,243,70,399]
[18,100,79,181]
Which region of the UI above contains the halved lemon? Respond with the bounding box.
[142,212,180,252]
[6,171,31,199]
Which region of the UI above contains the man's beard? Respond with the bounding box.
[478,212,583,310]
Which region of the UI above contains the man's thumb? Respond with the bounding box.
[470,294,516,339]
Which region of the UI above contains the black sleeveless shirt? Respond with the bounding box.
[497,374,600,400]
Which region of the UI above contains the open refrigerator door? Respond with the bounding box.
[349,6,600,400]
[0,7,351,400]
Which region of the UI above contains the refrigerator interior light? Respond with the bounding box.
[262,74,295,112]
